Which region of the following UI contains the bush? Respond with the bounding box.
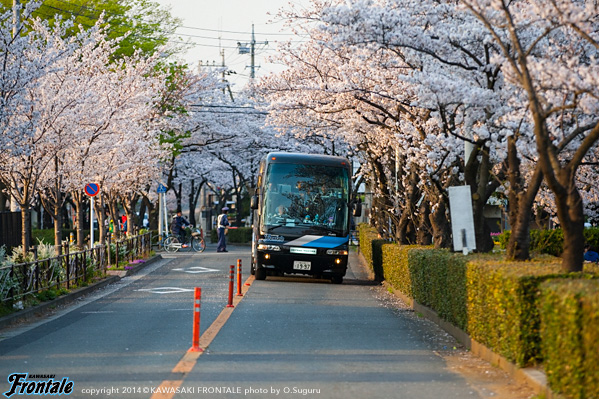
[530,229,564,256]
[497,227,599,256]
[227,227,252,243]
[408,249,468,330]
[465,257,565,366]
[375,242,599,367]
[358,224,387,280]
[540,279,599,399]
[381,244,418,298]
[211,227,252,244]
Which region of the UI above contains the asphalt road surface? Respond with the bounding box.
[0,244,533,399]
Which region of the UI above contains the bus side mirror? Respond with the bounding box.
[250,195,258,210]
[353,200,362,217]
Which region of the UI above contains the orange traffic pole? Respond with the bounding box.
[236,259,243,297]
[227,265,235,307]
[189,287,203,352]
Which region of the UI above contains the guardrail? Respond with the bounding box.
[0,232,151,303]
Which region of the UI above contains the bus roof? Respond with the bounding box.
[264,152,350,169]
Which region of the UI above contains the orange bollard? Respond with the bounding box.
[189,287,203,352]
[227,264,235,307]
[236,259,243,296]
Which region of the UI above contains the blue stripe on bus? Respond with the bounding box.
[301,236,349,248]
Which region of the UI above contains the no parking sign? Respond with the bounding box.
[85,183,100,197]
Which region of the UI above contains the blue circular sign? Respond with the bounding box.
[85,183,100,197]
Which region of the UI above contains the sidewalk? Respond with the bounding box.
[0,255,163,331]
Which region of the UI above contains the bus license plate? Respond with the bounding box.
[293,261,311,271]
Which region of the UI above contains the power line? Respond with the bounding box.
[178,24,293,37]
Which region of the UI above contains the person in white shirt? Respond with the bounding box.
[216,207,230,252]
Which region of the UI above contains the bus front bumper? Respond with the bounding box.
[257,249,348,277]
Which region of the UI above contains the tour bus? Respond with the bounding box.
[250,152,360,284]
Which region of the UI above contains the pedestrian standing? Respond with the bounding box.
[217,207,230,252]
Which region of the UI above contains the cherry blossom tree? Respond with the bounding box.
[463,0,599,271]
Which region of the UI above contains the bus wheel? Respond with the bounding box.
[250,257,256,275]
[255,266,267,281]
[331,275,343,284]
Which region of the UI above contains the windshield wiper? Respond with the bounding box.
[304,224,342,235]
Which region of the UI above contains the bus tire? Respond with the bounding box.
[255,266,267,281]
[331,275,343,284]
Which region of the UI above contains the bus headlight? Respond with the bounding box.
[258,244,281,251]
[326,250,348,255]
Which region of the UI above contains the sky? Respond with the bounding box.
[154,0,311,93]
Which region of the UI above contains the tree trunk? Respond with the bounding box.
[20,206,31,256]
[429,201,451,248]
[554,179,585,272]
[72,192,85,248]
[506,149,544,260]
[188,179,204,227]
[53,202,63,255]
[417,200,432,245]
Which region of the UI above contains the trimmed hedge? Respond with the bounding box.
[498,227,599,256]
[408,248,468,331]
[540,279,599,399]
[381,244,424,299]
[358,224,387,280]
[210,227,252,244]
[359,223,599,394]
[465,257,564,366]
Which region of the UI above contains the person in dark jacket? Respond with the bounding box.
[584,244,599,263]
[216,207,230,252]
[171,210,191,246]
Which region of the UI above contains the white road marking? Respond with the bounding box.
[135,287,195,295]
[172,266,219,274]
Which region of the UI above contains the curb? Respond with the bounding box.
[0,255,162,331]
[353,251,559,399]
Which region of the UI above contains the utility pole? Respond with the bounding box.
[221,49,234,101]
[237,24,268,80]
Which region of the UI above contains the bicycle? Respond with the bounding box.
[151,231,171,252]
[164,226,206,253]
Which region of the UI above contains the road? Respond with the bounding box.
[0,245,534,399]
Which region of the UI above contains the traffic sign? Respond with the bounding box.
[157,184,167,193]
[84,183,100,197]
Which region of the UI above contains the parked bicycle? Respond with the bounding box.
[164,226,206,253]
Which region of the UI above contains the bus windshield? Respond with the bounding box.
[261,163,350,236]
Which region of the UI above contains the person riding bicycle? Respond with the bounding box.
[171,210,191,247]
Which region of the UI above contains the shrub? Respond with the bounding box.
[381,244,417,298]
[540,279,599,399]
[497,227,599,256]
[466,257,567,366]
[358,224,386,280]
[227,227,252,243]
[408,249,469,330]
[530,229,564,256]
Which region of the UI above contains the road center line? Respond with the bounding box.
[150,274,255,399]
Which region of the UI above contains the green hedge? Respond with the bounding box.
[359,223,599,395]
[358,224,387,280]
[540,279,599,399]
[210,227,252,244]
[409,248,468,331]
[465,257,565,366]
[498,227,599,256]
[381,244,421,299]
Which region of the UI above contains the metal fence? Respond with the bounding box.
[0,232,151,303]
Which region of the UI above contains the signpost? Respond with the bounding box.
[85,183,100,249]
[157,184,167,240]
